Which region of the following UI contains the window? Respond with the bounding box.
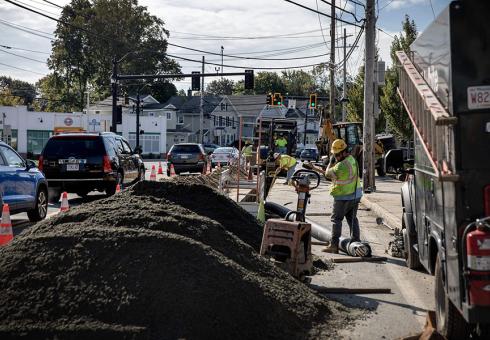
[27,130,52,156]
[128,133,160,154]
[177,115,184,125]
[166,112,172,120]
[221,103,225,111]
[226,117,230,127]
[0,129,18,150]
[218,116,223,127]
[0,146,24,167]
[121,139,132,153]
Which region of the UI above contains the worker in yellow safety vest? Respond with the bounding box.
[241,140,253,163]
[275,135,288,154]
[274,153,297,185]
[323,139,362,254]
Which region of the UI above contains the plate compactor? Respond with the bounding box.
[260,170,320,278]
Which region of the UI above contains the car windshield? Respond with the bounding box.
[171,145,201,153]
[43,137,105,157]
[213,147,234,154]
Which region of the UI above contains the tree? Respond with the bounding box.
[42,0,181,112]
[0,87,24,106]
[232,80,254,95]
[177,89,187,96]
[281,70,316,96]
[206,78,234,95]
[346,66,364,122]
[253,72,286,94]
[380,15,417,140]
[0,76,36,105]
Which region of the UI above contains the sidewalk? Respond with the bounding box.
[361,176,403,230]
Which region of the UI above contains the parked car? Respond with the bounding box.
[166,143,208,175]
[300,148,319,162]
[203,143,220,155]
[210,147,244,166]
[40,132,145,201]
[0,141,48,222]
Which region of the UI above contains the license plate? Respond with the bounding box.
[67,164,79,171]
[181,154,189,159]
[468,86,490,110]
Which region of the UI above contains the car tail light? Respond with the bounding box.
[103,155,112,173]
[484,185,490,217]
[199,153,205,161]
[38,155,43,172]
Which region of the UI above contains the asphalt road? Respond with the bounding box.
[267,164,435,339]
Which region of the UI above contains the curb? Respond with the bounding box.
[361,196,402,230]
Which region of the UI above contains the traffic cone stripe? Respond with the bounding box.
[150,165,157,181]
[169,164,176,177]
[60,192,69,212]
[0,204,13,246]
[157,161,163,175]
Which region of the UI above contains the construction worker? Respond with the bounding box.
[323,139,362,254]
[242,140,253,163]
[274,153,297,185]
[275,135,288,154]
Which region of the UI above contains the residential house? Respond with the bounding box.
[161,96,191,150]
[226,95,266,139]
[178,95,222,144]
[209,96,239,146]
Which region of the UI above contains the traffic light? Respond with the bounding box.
[266,93,273,105]
[309,93,317,108]
[273,93,283,106]
[191,71,200,91]
[244,69,254,90]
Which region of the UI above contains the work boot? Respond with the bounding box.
[322,244,339,254]
[283,181,289,185]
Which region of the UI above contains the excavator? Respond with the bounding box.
[315,117,386,176]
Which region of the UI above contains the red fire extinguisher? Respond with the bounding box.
[466,219,490,306]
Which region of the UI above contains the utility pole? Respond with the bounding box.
[136,92,140,152]
[342,28,347,122]
[221,46,224,77]
[86,81,90,116]
[199,56,205,143]
[329,0,336,121]
[363,0,376,192]
[303,108,308,147]
[111,58,118,133]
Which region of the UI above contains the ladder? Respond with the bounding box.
[396,51,458,181]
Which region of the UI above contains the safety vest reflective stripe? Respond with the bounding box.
[334,159,356,185]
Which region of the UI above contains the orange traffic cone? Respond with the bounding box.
[60,192,69,212]
[169,164,176,177]
[157,161,163,175]
[150,165,157,181]
[116,184,121,193]
[0,204,13,246]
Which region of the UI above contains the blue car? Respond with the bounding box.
[0,141,48,222]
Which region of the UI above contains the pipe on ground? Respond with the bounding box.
[265,201,371,257]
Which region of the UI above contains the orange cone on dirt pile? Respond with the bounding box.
[150,165,157,181]
[0,204,13,246]
[116,184,121,193]
[169,164,176,177]
[157,161,163,175]
[60,192,69,212]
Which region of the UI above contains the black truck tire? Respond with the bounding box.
[27,187,48,222]
[402,214,421,269]
[435,253,470,339]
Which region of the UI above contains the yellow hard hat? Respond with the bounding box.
[331,139,347,154]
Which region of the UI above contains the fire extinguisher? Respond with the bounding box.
[463,217,490,306]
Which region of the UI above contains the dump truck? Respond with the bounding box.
[398,1,490,338]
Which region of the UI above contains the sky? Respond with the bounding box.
[0,0,451,93]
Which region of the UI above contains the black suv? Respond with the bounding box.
[166,143,208,175]
[40,132,145,201]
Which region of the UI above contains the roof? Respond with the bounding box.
[162,96,188,110]
[227,95,266,117]
[285,108,305,119]
[167,127,192,133]
[259,106,286,119]
[142,103,166,110]
[179,96,222,114]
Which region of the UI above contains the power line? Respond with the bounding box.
[0,48,48,64]
[319,0,364,22]
[0,61,47,76]
[0,44,50,55]
[282,0,363,28]
[315,0,329,52]
[0,18,54,40]
[428,0,436,19]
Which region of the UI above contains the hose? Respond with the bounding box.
[265,201,372,257]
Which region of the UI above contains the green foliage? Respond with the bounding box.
[232,80,254,95]
[281,70,316,96]
[0,76,36,105]
[0,87,23,106]
[346,67,364,123]
[380,15,417,140]
[206,78,235,95]
[41,0,181,111]
[253,72,286,94]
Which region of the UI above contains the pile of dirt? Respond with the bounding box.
[0,181,352,339]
